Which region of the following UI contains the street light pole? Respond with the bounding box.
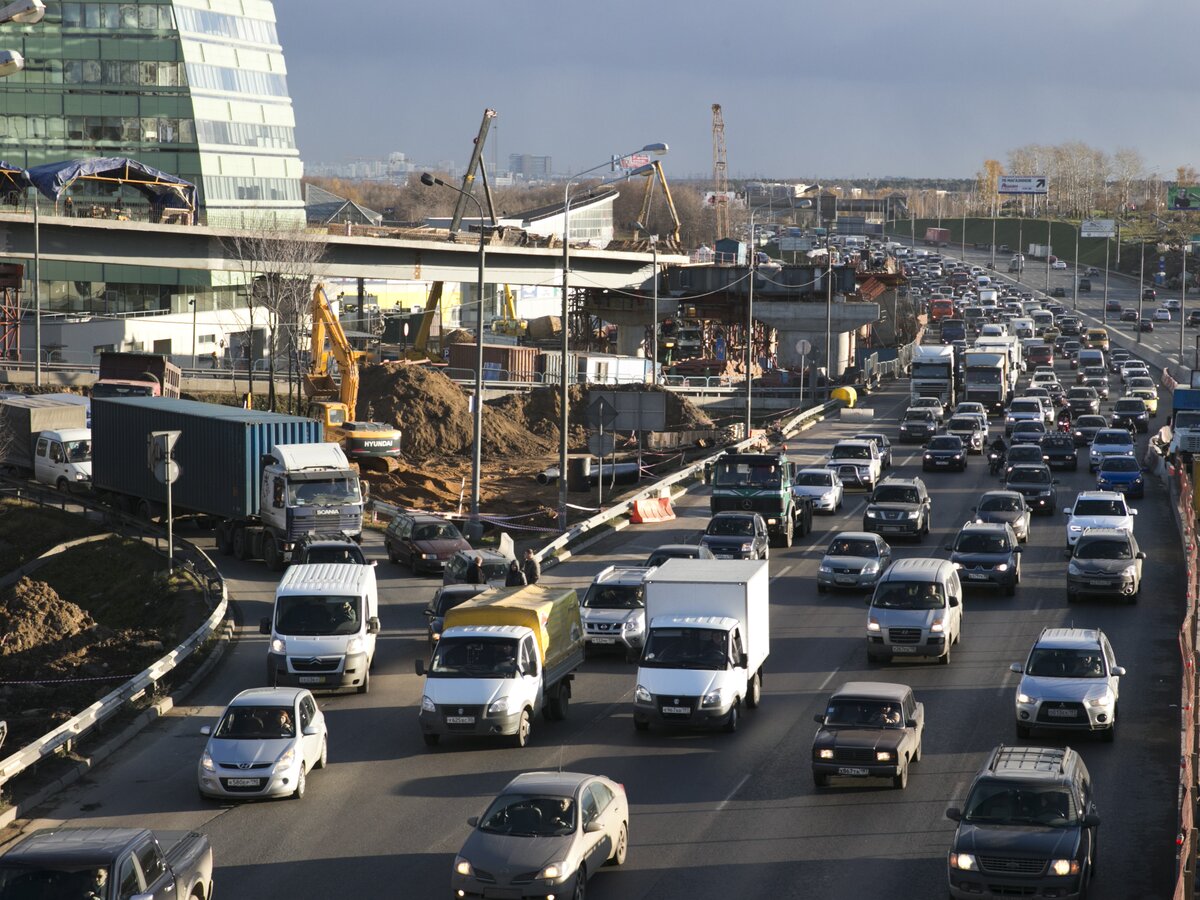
[1073,224,1080,311]
[1137,244,1145,346]
[190,297,197,368]
[634,220,658,385]
[31,185,39,387]
[825,240,834,396]
[745,215,755,438]
[1181,245,1189,364]
[1044,216,1052,292]
[421,172,487,539]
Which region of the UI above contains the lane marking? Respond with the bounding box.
[716,772,752,812]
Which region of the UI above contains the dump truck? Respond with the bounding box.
[93,351,181,398]
[709,451,812,547]
[92,396,362,570]
[0,395,91,489]
[415,584,585,748]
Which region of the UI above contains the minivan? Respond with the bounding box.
[865,558,962,665]
[262,563,381,694]
[1076,348,1105,376]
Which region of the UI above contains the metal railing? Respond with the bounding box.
[0,482,228,792]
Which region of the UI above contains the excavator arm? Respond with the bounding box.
[636,160,681,245]
[305,283,364,419]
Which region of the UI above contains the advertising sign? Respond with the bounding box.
[1170,187,1200,210]
[998,175,1048,195]
[1080,219,1116,238]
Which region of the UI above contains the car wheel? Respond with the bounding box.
[291,764,306,800]
[723,702,739,733]
[422,733,440,747]
[836,494,843,510]
[315,736,328,769]
[608,823,628,866]
[914,739,922,763]
[232,527,249,561]
[1016,722,1032,739]
[1101,720,1116,743]
[357,669,369,695]
[761,545,770,561]
[892,761,908,790]
[813,771,830,788]
[746,672,762,709]
[1127,588,1139,605]
[571,865,586,900]
[512,709,531,748]
[387,544,399,564]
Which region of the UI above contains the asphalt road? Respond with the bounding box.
[10,369,1184,899]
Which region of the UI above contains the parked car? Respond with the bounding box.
[1096,455,1146,498]
[971,490,1032,542]
[792,467,844,514]
[921,434,968,472]
[452,772,628,899]
[863,477,932,538]
[198,687,327,800]
[946,746,1100,899]
[699,511,770,560]
[1011,627,1124,741]
[1004,464,1057,515]
[643,543,716,568]
[385,512,471,574]
[811,682,925,790]
[1066,527,1145,603]
[946,522,1022,595]
[818,532,893,593]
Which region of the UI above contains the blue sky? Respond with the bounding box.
[277,1,1197,179]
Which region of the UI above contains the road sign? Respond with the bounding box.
[589,391,666,431]
[586,396,619,429]
[1081,219,1116,238]
[587,433,616,457]
[795,339,812,355]
[1169,187,1200,210]
[148,430,181,485]
[997,175,1049,195]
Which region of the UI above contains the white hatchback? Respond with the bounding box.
[1064,491,1136,547]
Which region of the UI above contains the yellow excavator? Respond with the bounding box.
[304,283,403,474]
[489,284,527,337]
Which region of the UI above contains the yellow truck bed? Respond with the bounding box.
[443,584,584,672]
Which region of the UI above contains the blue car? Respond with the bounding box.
[1096,455,1145,498]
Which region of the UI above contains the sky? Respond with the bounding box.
[276,1,1199,180]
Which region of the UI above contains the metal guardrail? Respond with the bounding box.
[0,482,228,791]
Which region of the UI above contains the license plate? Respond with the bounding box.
[445,716,475,724]
[716,554,735,559]
[590,637,616,644]
[662,706,691,715]
[483,890,523,900]
[935,459,949,465]
[298,676,324,684]
[880,525,902,532]
[226,778,259,787]
[1047,708,1079,718]
[836,576,856,584]
[1090,580,1109,587]
[837,767,870,776]
[967,573,988,580]
[891,645,917,654]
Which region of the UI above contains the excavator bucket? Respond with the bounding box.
[303,373,339,399]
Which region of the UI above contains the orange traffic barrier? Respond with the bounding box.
[630,497,675,524]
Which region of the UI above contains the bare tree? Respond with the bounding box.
[1112,148,1144,214]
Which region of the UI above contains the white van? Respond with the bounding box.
[34,428,92,489]
[866,558,962,665]
[262,563,380,694]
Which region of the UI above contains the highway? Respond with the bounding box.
[11,370,1184,898]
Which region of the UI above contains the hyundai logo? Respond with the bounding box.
[238,763,253,770]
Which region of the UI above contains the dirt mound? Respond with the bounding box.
[0,577,93,656]
[441,329,475,345]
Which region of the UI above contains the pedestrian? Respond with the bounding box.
[465,554,485,585]
[64,195,74,217]
[504,559,527,587]
[522,548,540,585]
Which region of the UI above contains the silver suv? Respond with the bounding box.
[581,565,655,660]
[1010,627,1125,741]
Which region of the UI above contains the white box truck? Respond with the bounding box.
[632,559,769,733]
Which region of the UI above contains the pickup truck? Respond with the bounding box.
[0,827,214,900]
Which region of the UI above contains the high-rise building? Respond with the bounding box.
[0,0,304,228]
[508,153,551,180]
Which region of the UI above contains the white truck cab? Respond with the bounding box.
[262,562,380,694]
[34,428,92,489]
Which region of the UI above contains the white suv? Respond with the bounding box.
[1065,491,1136,547]
[1010,627,1125,741]
[580,565,655,660]
[825,440,883,492]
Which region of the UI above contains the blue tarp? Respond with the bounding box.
[25,157,195,211]
[0,162,30,199]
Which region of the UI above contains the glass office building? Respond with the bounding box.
[0,0,305,314]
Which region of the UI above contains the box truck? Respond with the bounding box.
[924,227,951,247]
[93,351,182,398]
[0,396,91,489]
[632,559,770,733]
[415,584,586,748]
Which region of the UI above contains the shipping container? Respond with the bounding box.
[0,396,88,471]
[539,352,652,386]
[446,343,541,382]
[92,397,323,519]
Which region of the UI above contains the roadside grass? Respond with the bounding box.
[0,497,103,574]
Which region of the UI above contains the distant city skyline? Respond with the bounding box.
[276,1,1198,181]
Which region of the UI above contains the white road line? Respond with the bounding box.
[716,772,752,812]
[770,564,793,581]
[815,668,841,693]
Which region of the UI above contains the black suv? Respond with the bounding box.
[947,745,1099,899]
[863,477,932,539]
[1039,432,1079,470]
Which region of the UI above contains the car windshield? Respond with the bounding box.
[0,865,127,898]
[1097,431,1133,446]
[63,440,92,462]
[980,495,1021,512]
[821,698,906,728]
[1026,647,1106,678]
[1084,367,1107,377]
[1008,446,1043,462]
[713,460,781,488]
[913,399,939,408]
[1009,466,1050,484]
[955,533,1010,553]
[583,584,643,610]
[1074,499,1126,517]
[826,538,878,558]
[795,472,833,486]
[413,522,462,541]
[641,627,729,670]
[963,783,1077,827]
[948,417,977,431]
[478,793,577,837]
[707,516,756,536]
[855,435,887,448]
[1075,539,1133,560]
[287,476,361,506]
[1175,411,1200,429]
[928,437,960,450]
[1068,389,1095,399]
[1114,402,1144,413]
[873,486,919,504]
[1101,458,1139,473]
[428,636,521,678]
[1077,416,1106,429]
[302,545,365,565]
[1011,401,1041,414]
[872,581,944,610]
[904,412,933,424]
[832,445,871,459]
[274,595,360,636]
[433,588,481,616]
[214,705,296,739]
[1129,378,1154,389]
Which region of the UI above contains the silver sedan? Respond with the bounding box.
[818,531,893,592]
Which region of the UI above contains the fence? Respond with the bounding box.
[0,481,227,793]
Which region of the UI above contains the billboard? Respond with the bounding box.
[1169,187,1200,210]
[998,175,1049,195]
[703,191,744,209]
[1080,219,1116,238]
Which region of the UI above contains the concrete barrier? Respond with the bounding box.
[630,497,675,524]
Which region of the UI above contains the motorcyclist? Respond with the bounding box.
[1056,406,1073,432]
[988,435,1007,475]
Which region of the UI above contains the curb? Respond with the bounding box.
[0,617,235,833]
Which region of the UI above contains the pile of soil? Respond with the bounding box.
[0,577,93,656]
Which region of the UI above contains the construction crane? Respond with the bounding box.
[304,283,403,473]
[711,103,730,241]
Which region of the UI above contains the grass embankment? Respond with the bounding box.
[0,498,103,573]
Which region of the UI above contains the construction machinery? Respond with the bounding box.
[489,284,527,338]
[304,283,403,473]
[711,103,730,241]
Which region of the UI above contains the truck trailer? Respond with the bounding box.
[93,351,182,398]
[924,227,951,247]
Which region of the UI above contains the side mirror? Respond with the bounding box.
[1013,547,1023,554]
[945,807,962,822]
[467,816,479,828]
[1063,548,1073,559]
[948,596,960,607]
[259,617,270,635]
[200,725,211,736]
[813,714,825,725]
[1137,551,1147,560]
[414,659,426,677]
[1083,812,1101,827]
[905,718,918,729]
[738,653,749,669]
[864,597,873,605]
[371,560,378,567]
[423,608,435,618]
[1052,479,1060,485]
[1112,666,1126,677]
[367,617,381,635]
[1010,663,1024,674]
[303,725,319,736]
[1063,509,1070,515]
[1131,509,1138,516]
[944,545,953,552]
[584,820,604,834]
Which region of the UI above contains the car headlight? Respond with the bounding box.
[345,637,364,656]
[954,453,963,459]
[200,750,215,772]
[1050,859,1081,876]
[1068,524,1083,533]
[540,862,566,880]
[1087,691,1114,708]
[431,631,441,642]
[454,856,474,877]
[740,542,754,552]
[951,853,979,871]
[701,689,724,708]
[270,637,286,654]
[867,616,881,633]
[624,619,642,632]
[75,472,86,481]
[487,697,510,716]
[951,561,963,569]
[635,684,652,704]
[1067,561,1081,575]
[819,564,833,574]
[995,563,1009,572]
[1122,565,1138,579]
[275,747,296,772]
[876,750,893,762]
[420,552,438,560]
[930,618,945,633]
[1017,692,1036,704]
[421,694,436,712]
[861,561,880,574]
[906,511,920,519]
[817,748,834,760]
[923,454,932,460]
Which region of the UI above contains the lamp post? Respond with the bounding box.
[1181,244,1189,364]
[558,144,668,530]
[1137,243,1145,346]
[1073,222,1080,310]
[421,171,488,539]
[634,221,658,385]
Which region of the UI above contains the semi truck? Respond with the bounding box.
[93,351,182,398]
[0,396,91,489]
[924,227,951,247]
[632,558,770,733]
[415,584,586,748]
[92,396,363,570]
[962,350,1010,414]
[910,344,956,406]
[709,451,812,547]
